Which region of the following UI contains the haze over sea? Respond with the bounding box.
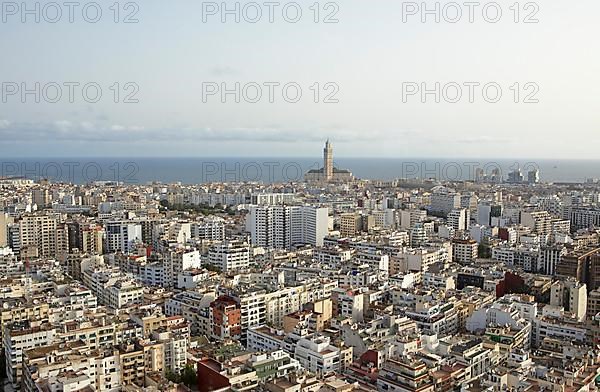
[2,158,600,185]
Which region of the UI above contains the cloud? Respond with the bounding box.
[110,125,146,132]
[451,136,516,144]
[0,120,410,144]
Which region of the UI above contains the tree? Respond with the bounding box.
[165,369,180,383]
[180,364,197,387]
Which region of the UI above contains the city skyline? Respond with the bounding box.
[3,2,600,390]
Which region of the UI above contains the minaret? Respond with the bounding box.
[324,139,333,181]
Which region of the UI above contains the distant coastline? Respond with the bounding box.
[1,158,599,184]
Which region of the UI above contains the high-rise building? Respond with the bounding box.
[550,280,587,321]
[452,239,478,264]
[0,213,9,248]
[246,205,329,249]
[192,218,225,241]
[105,221,142,253]
[447,208,470,231]
[340,213,361,237]
[31,189,51,209]
[507,169,524,184]
[569,207,600,230]
[521,210,552,235]
[528,169,540,184]
[324,139,333,181]
[19,214,58,258]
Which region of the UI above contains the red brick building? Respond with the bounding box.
[210,295,241,340]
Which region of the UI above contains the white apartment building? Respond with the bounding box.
[570,207,600,230]
[167,250,202,286]
[492,245,541,273]
[105,221,142,253]
[208,240,250,272]
[294,334,341,377]
[4,322,57,386]
[313,247,354,265]
[251,193,297,205]
[521,211,553,236]
[355,251,389,274]
[139,262,168,287]
[95,351,121,391]
[105,280,144,309]
[533,309,587,346]
[167,221,192,244]
[81,266,143,309]
[372,209,395,229]
[448,208,470,231]
[247,327,343,377]
[540,246,567,275]
[392,245,452,274]
[550,280,587,321]
[192,217,225,240]
[229,280,337,340]
[247,325,286,352]
[246,205,329,249]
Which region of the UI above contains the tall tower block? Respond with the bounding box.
[324,139,333,181]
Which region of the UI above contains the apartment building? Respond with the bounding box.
[246,205,329,249]
[210,295,242,340]
[208,240,250,272]
[105,221,142,253]
[19,214,58,258]
[430,188,461,216]
[377,357,435,392]
[447,208,470,231]
[452,239,478,264]
[4,321,57,387]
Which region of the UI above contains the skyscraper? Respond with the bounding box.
[324,139,333,181]
[246,205,329,249]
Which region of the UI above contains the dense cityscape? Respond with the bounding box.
[1,141,600,391]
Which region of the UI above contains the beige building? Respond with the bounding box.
[19,214,58,258]
[339,213,374,237]
[0,299,50,351]
[452,239,478,264]
[119,344,146,387]
[0,213,10,247]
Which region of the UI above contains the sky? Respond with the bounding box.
[0,0,599,159]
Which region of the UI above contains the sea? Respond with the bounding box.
[1,158,600,185]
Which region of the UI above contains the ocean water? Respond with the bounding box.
[1,158,599,185]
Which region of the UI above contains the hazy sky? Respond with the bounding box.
[0,0,598,158]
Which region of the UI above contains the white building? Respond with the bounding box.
[208,240,250,272]
[105,221,142,253]
[192,217,225,240]
[246,205,329,249]
[447,208,470,231]
[4,322,57,387]
[294,334,342,377]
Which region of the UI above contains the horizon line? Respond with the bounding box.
[0,156,599,162]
